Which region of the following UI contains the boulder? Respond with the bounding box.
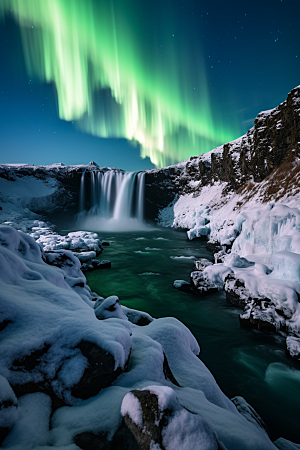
[194,258,213,270]
[120,386,219,450]
[286,336,300,360]
[122,306,153,326]
[94,296,128,321]
[71,340,130,400]
[173,279,196,294]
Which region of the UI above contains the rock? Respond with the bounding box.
[173,279,196,294]
[122,306,153,326]
[214,250,227,263]
[286,336,300,360]
[194,258,213,270]
[93,296,106,309]
[73,251,97,262]
[71,340,129,400]
[224,274,252,308]
[120,387,219,450]
[231,396,269,435]
[98,259,111,268]
[206,241,223,253]
[94,296,128,321]
[102,241,110,246]
[224,273,287,332]
[81,259,111,272]
[190,271,219,295]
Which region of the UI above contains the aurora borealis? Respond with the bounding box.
[0,0,299,169]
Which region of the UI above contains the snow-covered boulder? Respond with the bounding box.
[94,296,128,321]
[286,336,300,360]
[36,230,102,253]
[191,264,233,295]
[121,305,153,326]
[121,386,220,450]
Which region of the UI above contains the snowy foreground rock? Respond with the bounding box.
[0,226,285,450]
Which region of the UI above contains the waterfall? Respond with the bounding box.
[78,170,146,231]
[136,172,145,222]
[79,171,85,212]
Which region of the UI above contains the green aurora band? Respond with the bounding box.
[0,0,241,167]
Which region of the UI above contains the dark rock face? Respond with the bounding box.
[162,353,180,387]
[10,343,65,411]
[122,390,168,450]
[144,167,179,221]
[71,340,128,400]
[144,86,300,221]
[224,274,251,308]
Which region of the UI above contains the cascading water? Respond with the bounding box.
[77,170,147,231]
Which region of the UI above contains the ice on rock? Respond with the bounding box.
[223,253,254,268]
[232,204,300,257]
[191,264,233,294]
[72,251,97,262]
[286,336,300,359]
[195,258,213,270]
[270,251,300,282]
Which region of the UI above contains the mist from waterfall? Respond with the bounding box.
[77,170,150,231]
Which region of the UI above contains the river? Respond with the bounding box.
[85,227,300,443]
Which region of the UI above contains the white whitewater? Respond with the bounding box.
[78,170,148,231]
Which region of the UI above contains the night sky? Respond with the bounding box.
[0,0,299,171]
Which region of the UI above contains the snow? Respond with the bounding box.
[274,438,300,450]
[0,375,19,430]
[94,296,128,320]
[36,230,101,253]
[0,226,132,398]
[2,393,52,450]
[120,391,144,426]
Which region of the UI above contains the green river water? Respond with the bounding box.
[85,227,300,443]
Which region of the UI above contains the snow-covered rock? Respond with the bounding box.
[191,263,233,295]
[121,386,219,450]
[0,226,132,406]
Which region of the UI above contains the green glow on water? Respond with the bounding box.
[0,0,241,166]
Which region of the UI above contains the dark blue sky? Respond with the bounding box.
[0,0,299,170]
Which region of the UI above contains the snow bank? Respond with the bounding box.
[0,226,131,404]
